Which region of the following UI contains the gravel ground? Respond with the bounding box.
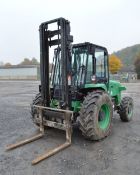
[0,81,140,175]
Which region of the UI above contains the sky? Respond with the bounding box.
[0,0,140,64]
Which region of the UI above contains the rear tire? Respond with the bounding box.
[118,96,133,122]
[31,93,42,127]
[79,91,113,141]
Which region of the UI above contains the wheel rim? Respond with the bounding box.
[128,103,133,118]
[98,104,110,130]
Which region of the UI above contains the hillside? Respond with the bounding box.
[113,44,140,72]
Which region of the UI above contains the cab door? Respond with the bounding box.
[94,47,109,86]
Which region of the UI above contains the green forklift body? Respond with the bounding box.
[84,83,107,91]
[50,42,126,112]
[71,80,126,112]
[109,80,126,105]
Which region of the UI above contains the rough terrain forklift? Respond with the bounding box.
[6,18,133,165]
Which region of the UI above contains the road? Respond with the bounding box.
[0,81,140,175]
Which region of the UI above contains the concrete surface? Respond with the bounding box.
[0,81,140,175]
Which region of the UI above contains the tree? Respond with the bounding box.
[4,62,12,67]
[31,57,39,65]
[19,58,39,65]
[134,52,140,79]
[109,54,123,74]
[19,58,31,65]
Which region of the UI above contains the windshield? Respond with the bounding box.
[72,47,94,86]
[72,47,87,86]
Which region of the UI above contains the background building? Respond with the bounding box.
[0,65,40,80]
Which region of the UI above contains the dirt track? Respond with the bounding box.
[0,81,140,175]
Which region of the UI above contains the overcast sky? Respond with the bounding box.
[0,0,140,64]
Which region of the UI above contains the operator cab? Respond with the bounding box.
[51,42,109,102]
[72,42,109,88]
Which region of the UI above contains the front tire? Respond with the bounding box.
[79,91,113,141]
[118,97,133,122]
